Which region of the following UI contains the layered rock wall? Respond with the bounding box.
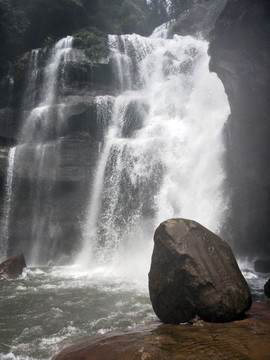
[0,33,115,263]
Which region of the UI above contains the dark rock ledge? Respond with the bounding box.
[0,253,26,280]
[53,302,270,360]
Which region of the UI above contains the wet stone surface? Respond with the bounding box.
[53,302,270,360]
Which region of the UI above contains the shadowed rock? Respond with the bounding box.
[0,253,26,280]
[208,0,270,257]
[264,279,270,298]
[148,218,252,323]
[254,259,270,274]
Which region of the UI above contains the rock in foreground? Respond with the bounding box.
[148,218,251,323]
[53,302,270,360]
[0,253,26,280]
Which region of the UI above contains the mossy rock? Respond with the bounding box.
[73,27,108,61]
[75,131,92,143]
[15,51,31,73]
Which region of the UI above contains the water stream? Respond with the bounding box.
[0,147,16,263]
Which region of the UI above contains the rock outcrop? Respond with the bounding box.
[53,302,270,360]
[264,279,270,298]
[148,218,252,323]
[0,30,115,263]
[169,0,227,39]
[0,253,26,280]
[208,0,270,257]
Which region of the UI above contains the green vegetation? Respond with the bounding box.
[73,28,108,60]
[0,0,206,75]
[86,0,152,35]
[0,0,152,71]
[76,131,92,143]
[14,51,30,72]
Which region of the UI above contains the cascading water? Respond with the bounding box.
[19,36,73,144]
[0,147,16,263]
[1,36,74,265]
[22,37,73,265]
[3,25,269,360]
[78,24,230,274]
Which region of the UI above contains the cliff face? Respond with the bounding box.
[209,0,270,256]
[169,0,227,39]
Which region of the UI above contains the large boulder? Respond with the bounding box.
[0,253,26,280]
[148,218,252,323]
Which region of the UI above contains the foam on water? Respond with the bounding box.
[0,266,154,359]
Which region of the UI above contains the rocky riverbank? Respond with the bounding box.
[53,302,270,360]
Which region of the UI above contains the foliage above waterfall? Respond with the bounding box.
[0,0,153,71]
[0,0,227,73]
[73,28,108,60]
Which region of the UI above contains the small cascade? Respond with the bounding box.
[21,37,73,265]
[20,36,73,143]
[23,49,40,109]
[0,147,16,262]
[3,36,75,265]
[78,30,230,272]
[27,141,62,263]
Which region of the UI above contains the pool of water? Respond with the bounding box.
[0,266,155,360]
[0,262,268,360]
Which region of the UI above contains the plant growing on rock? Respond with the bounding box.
[73,27,109,61]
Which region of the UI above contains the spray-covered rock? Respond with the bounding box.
[0,253,26,280]
[148,218,252,323]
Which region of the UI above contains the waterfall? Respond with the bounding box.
[0,147,16,263]
[22,37,73,265]
[19,36,73,143]
[78,27,230,273]
[23,48,40,109]
[0,36,74,265]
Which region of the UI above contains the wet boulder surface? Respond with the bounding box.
[0,253,26,280]
[53,302,270,360]
[148,218,252,323]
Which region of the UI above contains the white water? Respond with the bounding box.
[0,37,74,265]
[20,36,73,143]
[23,49,40,109]
[20,36,73,265]
[0,147,16,262]
[0,266,154,360]
[78,26,230,275]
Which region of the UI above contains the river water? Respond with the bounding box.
[0,263,268,360]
